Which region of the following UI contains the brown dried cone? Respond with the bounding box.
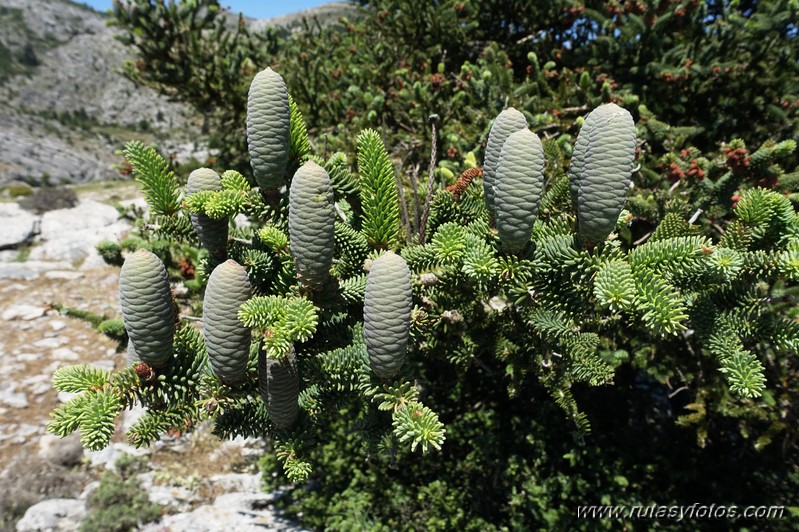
[187,168,228,261]
[119,249,174,368]
[258,346,299,429]
[203,260,252,385]
[446,167,483,201]
[364,251,412,379]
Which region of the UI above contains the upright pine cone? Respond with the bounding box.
[203,260,252,385]
[494,128,545,253]
[259,346,299,429]
[289,160,335,288]
[572,103,636,244]
[119,249,174,368]
[247,67,290,190]
[187,168,228,261]
[483,108,528,219]
[364,251,412,379]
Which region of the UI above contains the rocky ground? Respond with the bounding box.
[0,184,303,531]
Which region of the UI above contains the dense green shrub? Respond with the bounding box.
[46,1,799,528]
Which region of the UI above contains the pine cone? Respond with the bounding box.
[289,160,335,288]
[119,249,174,368]
[247,67,290,190]
[259,346,299,429]
[364,251,412,379]
[483,108,528,219]
[187,168,228,260]
[203,260,252,385]
[495,128,545,253]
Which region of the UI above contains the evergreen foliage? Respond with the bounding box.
[51,5,799,524]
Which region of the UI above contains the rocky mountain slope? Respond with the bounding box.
[0,0,200,187]
[0,0,356,188]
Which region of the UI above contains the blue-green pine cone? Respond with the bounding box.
[258,346,299,429]
[483,108,528,219]
[203,260,252,385]
[119,249,174,368]
[187,168,228,259]
[568,105,613,209]
[576,103,636,244]
[289,160,335,288]
[247,67,290,190]
[364,251,412,379]
[495,128,545,253]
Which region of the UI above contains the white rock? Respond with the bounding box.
[30,199,131,262]
[49,320,68,331]
[44,271,84,280]
[88,360,115,371]
[52,348,80,361]
[15,498,86,532]
[148,484,197,512]
[57,391,78,404]
[38,432,84,467]
[0,261,73,280]
[79,481,101,501]
[0,387,29,408]
[0,203,38,249]
[208,473,262,494]
[86,443,145,470]
[34,337,64,349]
[2,303,45,321]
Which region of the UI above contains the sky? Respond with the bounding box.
[81,1,337,19]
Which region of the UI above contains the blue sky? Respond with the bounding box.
[81,1,337,19]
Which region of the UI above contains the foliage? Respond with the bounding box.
[80,453,163,532]
[50,2,799,527]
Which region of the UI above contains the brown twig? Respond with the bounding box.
[419,114,439,245]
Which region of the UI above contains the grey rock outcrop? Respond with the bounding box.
[15,498,86,532]
[0,203,38,249]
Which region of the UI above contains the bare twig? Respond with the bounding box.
[669,179,682,193]
[419,114,439,245]
[395,167,412,243]
[633,232,653,246]
[688,208,703,224]
[409,162,421,235]
[668,386,689,399]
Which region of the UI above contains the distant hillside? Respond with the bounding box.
[0,0,358,187]
[0,0,200,186]
[250,2,358,34]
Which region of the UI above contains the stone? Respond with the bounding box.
[86,443,145,470]
[148,484,197,512]
[0,385,29,409]
[2,303,44,321]
[79,481,100,501]
[49,320,68,332]
[38,433,85,467]
[15,498,86,532]
[208,473,262,494]
[34,337,64,349]
[29,200,131,262]
[88,360,115,372]
[0,261,73,280]
[52,348,80,361]
[139,497,304,532]
[0,202,38,250]
[44,271,84,280]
